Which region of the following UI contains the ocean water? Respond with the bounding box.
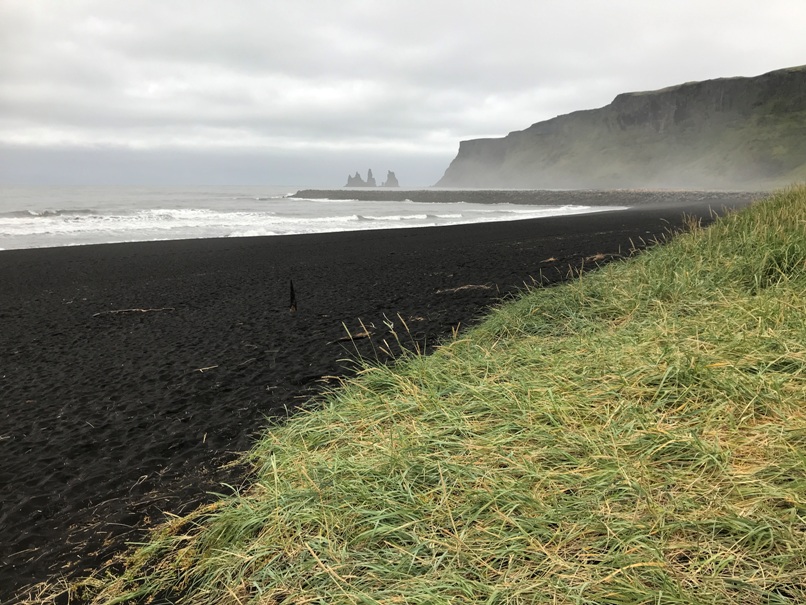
[0,186,627,251]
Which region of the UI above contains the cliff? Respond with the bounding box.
[436,65,806,190]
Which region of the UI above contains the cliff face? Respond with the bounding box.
[436,65,806,189]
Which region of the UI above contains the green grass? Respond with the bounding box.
[39,187,806,604]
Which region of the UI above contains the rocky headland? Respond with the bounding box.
[436,65,806,190]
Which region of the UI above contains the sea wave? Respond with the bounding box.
[231,194,293,201]
[357,214,429,221]
[0,208,99,219]
[228,228,280,238]
[286,196,362,203]
[0,193,628,251]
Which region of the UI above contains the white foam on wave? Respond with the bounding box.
[358,213,429,221]
[228,228,280,238]
[0,193,629,250]
[287,196,362,204]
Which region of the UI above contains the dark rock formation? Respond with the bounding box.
[345,171,366,187]
[345,169,381,187]
[436,65,806,190]
[382,170,399,187]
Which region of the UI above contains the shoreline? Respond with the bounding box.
[0,193,758,600]
[0,188,760,253]
[291,188,761,206]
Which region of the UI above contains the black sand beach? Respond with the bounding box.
[0,192,758,602]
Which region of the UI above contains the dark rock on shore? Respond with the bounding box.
[436,65,806,190]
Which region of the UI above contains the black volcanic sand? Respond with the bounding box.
[0,191,758,602]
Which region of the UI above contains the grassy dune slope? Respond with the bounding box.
[46,188,806,604]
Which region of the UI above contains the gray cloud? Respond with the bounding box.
[1,0,805,185]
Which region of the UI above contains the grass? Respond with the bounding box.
[35,187,806,604]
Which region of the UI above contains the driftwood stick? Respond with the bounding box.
[92,307,175,317]
[333,330,372,343]
[435,284,492,294]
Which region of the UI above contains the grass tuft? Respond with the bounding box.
[30,186,806,604]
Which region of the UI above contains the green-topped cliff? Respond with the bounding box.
[436,65,806,189]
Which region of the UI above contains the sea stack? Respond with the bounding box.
[345,171,366,187]
[382,171,399,187]
[344,169,379,187]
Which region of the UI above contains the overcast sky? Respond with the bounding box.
[1,1,805,187]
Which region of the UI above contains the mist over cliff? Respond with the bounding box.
[436,65,806,190]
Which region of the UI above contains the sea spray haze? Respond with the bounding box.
[437,65,806,189]
[0,186,626,250]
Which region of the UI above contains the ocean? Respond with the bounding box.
[0,186,628,251]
